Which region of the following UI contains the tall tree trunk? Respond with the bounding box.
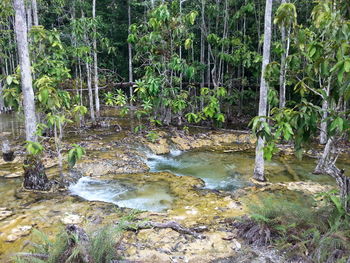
[81,9,95,122]
[253,0,273,182]
[26,1,32,32]
[32,0,39,26]
[86,61,95,122]
[320,79,331,145]
[128,0,133,105]
[14,0,50,191]
[279,0,287,108]
[14,0,36,143]
[92,0,100,118]
[0,80,4,113]
[200,0,205,110]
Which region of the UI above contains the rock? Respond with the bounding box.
[170,136,192,150]
[146,138,170,155]
[4,171,22,178]
[6,225,32,242]
[136,250,171,262]
[284,181,334,195]
[0,208,13,221]
[232,239,242,250]
[75,152,149,177]
[61,213,82,225]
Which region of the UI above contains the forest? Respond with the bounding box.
[0,0,350,262]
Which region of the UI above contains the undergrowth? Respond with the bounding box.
[234,191,350,263]
[13,212,142,263]
[14,225,122,263]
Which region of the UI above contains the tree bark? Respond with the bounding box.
[26,1,32,32]
[86,62,95,122]
[0,80,5,113]
[14,0,37,143]
[92,0,100,118]
[253,0,273,182]
[320,79,331,145]
[31,0,39,26]
[314,137,350,212]
[279,0,287,109]
[2,139,15,162]
[14,0,50,191]
[128,0,133,105]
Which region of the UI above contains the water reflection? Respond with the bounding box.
[0,113,24,139]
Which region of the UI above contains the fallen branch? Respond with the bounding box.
[119,220,206,239]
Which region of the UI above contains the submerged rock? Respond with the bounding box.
[0,208,13,221]
[5,225,32,242]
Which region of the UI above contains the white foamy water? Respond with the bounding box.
[69,177,174,212]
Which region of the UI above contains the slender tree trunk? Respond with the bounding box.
[26,1,32,32]
[200,0,205,110]
[253,0,273,182]
[92,0,100,118]
[128,0,133,105]
[14,0,37,142]
[14,0,50,191]
[0,80,4,113]
[81,9,95,122]
[320,78,331,144]
[279,0,288,108]
[218,0,228,84]
[32,0,39,26]
[86,61,95,122]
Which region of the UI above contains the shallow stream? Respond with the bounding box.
[68,148,342,212]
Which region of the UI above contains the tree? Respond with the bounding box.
[32,0,39,26]
[128,0,133,106]
[253,0,350,211]
[253,0,273,182]
[13,0,50,191]
[13,0,36,143]
[274,0,296,109]
[92,0,100,118]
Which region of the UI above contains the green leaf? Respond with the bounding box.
[6,76,13,85]
[344,59,350,73]
[184,38,192,50]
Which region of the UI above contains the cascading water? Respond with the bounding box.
[69,177,174,212]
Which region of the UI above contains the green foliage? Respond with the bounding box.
[89,225,121,263]
[14,225,121,263]
[104,92,118,106]
[25,141,44,156]
[244,194,350,262]
[72,105,88,124]
[146,131,159,143]
[67,144,86,168]
[274,3,297,29]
